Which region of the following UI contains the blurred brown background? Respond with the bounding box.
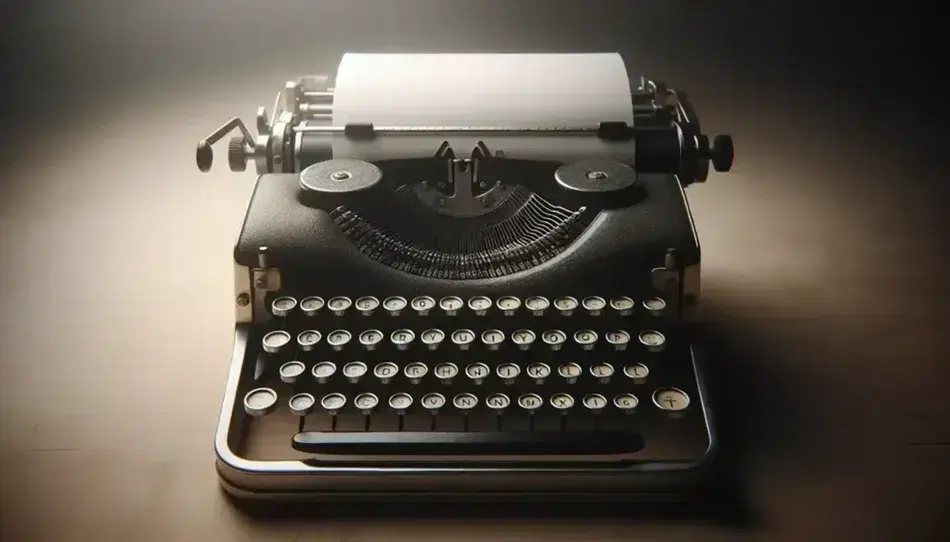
[1,1,947,540]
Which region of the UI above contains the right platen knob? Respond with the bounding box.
[710,135,734,172]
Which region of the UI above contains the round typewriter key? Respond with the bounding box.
[481,329,505,351]
[271,296,298,317]
[451,329,475,351]
[422,392,446,414]
[511,329,536,351]
[358,329,384,351]
[525,296,550,316]
[296,330,322,351]
[526,362,551,384]
[638,330,666,353]
[609,296,635,316]
[410,295,436,315]
[243,387,278,417]
[327,296,352,316]
[486,393,510,415]
[373,361,399,384]
[288,393,316,416]
[320,392,347,415]
[342,361,368,383]
[614,393,639,414]
[553,296,578,316]
[389,392,414,415]
[550,393,575,414]
[382,296,408,316]
[518,393,544,413]
[420,328,445,351]
[590,362,615,384]
[262,330,292,354]
[606,330,631,351]
[642,297,666,316]
[279,360,307,384]
[623,363,649,384]
[439,296,464,316]
[390,328,416,351]
[453,393,478,412]
[558,362,583,384]
[355,296,380,316]
[468,295,492,315]
[653,387,690,418]
[354,392,379,415]
[465,362,491,385]
[496,296,521,316]
[541,329,567,351]
[311,361,337,384]
[582,296,607,316]
[496,362,521,385]
[434,362,459,384]
[403,362,428,384]
[573,329,599,351]
[582,393,609,414]
[326,329,352,351]
[300,296,325,316]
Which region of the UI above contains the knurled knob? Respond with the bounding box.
[228,136,248,172]
[711,135,734,172]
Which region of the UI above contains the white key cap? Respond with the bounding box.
[589,362,615,384]
[582,393,608,415]
[574,329,598,351]
[300,296,325,316]
[480,329,505,351]
[420,328,445,351]
[271,296,298,317]
[354,296,380,316]
[439,296,464,316]
[541,330,567,351]
[623,363,649,384]
[453,393,478,412]
[243,387,278,417]
[359,329,384,351]
[421,392,446,414]
[558,362,583,384]
[451,329,476,351]
[467,296,492,315]
[311,361,337,384]
[296,330,322,351]
[638,330,666,353]
[496,362,521,385]
[486,393,510,415]
[526,362,551,385]
[496,296,522,316]
[321,392,347,415]
[279,360,306,384]
[642,297,666,316]
[518,393,544,413]
[553,296,578,316]
[525,296,550,316]
[326,329,352,351]
[606,330,631,351]
[342,361,368,383]
[403,361,428,384]
[511,329,536,351]
[382,296,408,316]
[374,361,399,384]
[465,362,491,385]
[390,329,416,351]
[288,393,316,416]
[262,330,292,354]
[581,296,606,316]
[613,393,639,414]
[388,392,414,415]
[550,393,575,414]
[434,362,459,384]
[410,296,435,315]
[354,392,379,415]
[327,296,352,316]
[653,388,690,418]
[609,296,635,316]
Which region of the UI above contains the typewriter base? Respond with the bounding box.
[214,327,717,503]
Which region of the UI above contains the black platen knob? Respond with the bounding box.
[196,141,213,172]
[711,135,734,172]
[228,137,248,172]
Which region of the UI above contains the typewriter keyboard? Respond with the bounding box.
[236,294,708,463]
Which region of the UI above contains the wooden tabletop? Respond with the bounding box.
[1,3,946,541]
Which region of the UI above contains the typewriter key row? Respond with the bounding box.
[271,295,666,318]
[279,360,651,386]
[261,328,666,353]
[244,387,690,418]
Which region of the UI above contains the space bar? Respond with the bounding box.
[291,431,643,455]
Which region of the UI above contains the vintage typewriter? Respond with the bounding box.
[195,53,734,502]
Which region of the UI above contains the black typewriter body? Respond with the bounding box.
[198,57,733,502]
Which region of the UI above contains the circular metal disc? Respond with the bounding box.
[554,160,636,193]
[300,159,382,194]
